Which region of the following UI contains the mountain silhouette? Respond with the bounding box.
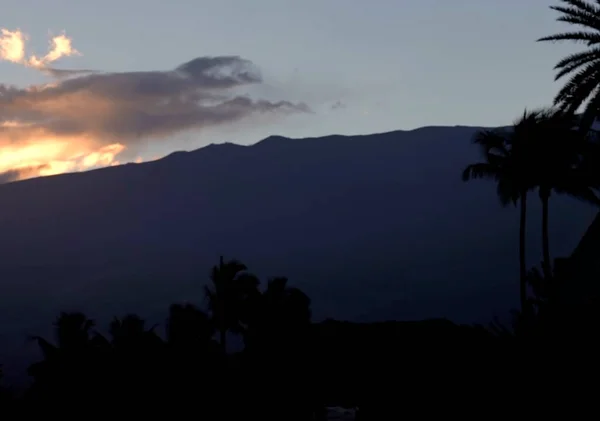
[0,126,596,383]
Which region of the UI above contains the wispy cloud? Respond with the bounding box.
[0,28,84,77]
[0,28,309,183]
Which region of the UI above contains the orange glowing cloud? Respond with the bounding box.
[0,27,309,183]
[0,28,80,73]
[0,123,126,180]
[0,29,26,63]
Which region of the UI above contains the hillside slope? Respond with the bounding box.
[0,126,596,379]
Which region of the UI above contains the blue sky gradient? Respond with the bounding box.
[0,0,578,165]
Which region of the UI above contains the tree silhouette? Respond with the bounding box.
[109,314,159,350]
[52,312,96,351]
[27,312,104,407]
[162,303,220,413]
[28,312,98,369]
[245,276,311,354]
[528,109,600,278]
[107,314,164,405]
[463,108,600,305]
[462,110,540,312]
[204,256,260,353]
[9,251,599,414]
[538,0,600,131]
[242,276,314,419]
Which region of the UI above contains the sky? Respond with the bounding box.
[0,0,580,181]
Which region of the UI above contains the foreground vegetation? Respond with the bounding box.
[3,0,600,417]
[0,255,598,417]
[0,257,495,416]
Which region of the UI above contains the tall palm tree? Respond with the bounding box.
[537,0,600,132]
[530,109,600,278]
[462,110,541,313]
[204,256,259,353]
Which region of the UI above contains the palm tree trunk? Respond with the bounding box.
[541,193,552,280]
[519,191,528,314]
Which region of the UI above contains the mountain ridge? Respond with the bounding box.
[1,125,495,189]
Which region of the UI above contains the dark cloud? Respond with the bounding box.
[0,166,44,184]
[42,68,97,78]
[0,169,20,184]
[1,55,309,142]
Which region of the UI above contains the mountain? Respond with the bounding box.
[0,126,597,380]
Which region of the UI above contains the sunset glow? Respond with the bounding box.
[0,135,126,179]
[0,28,127,181]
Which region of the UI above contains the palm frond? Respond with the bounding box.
[579,84,600,130]
[267,277,289,293]
[236,273,260,292]
[556,181,600,205]
[561,0,600,16]
[461,163,499,182]
[547,2,600,31]
[540,1,600,118]
[555,49,598,69]
[553,64,598,109]
[472,130,511,164]
[473,129,506,147]
[204,285,215,306]
[539,30,600,45]
[554,49,600,81]
[497,179,520,207]
[28,335,58,359]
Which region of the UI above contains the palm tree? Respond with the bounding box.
[30,312,96,359]
[204,256,260,353]
[245,277,311,353]
[529,109,600,278]
[109,314,160,352]
[462,110,541,312]
[537,0,600,132]
[108,314,163,399]
[27,312,103,404]
[261,277,311,328]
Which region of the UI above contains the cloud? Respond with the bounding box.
[0,28,309,182]
[331,100,346,110]
[0,28,80,73]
